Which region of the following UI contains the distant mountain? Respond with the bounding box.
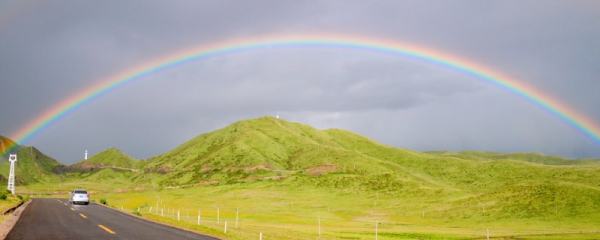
[0,138,64,184]
[69,148,142,172]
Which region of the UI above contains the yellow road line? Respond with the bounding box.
[98,224,116,235]
[79,213,87,219]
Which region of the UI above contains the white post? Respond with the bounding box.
[217,207,220,224]
[259,232,263,240]
[486,229,490,240]
[375,221,378,240]
[235,208,239,228]
[224,221,228,233]
[318,217,321,239]
[177,209,180,221]
[149,206,152,213]
[161,208,164,216]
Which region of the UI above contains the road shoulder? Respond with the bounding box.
[0,200,30,239]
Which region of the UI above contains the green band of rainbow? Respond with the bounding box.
[4,34,600,154]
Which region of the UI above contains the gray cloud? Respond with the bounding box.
[0,0,598,162]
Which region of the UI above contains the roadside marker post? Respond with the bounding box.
[224,221,228,233]
[161,208,164,216]
[177,209,180,221]
[259,232,263,240]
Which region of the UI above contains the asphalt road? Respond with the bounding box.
[6,198,219,240]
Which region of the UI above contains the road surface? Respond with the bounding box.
[7,198,218,240]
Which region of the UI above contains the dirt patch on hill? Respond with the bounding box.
[306,164,337,176]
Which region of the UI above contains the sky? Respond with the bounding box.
[0,0,599,163]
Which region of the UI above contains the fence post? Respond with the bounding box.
[177,209,180,221]
[375,221,378,240]
[259,232,263,240]
[318,217,321,239]
[235,208,239,228]
[224,221,228,233]
[161,208,164,216]
[486,229,490,240]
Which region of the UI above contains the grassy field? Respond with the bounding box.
[8,117,600,239]
[21,178,600,240]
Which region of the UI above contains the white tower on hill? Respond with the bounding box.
[7,154,16,195]
[85,149,88,160]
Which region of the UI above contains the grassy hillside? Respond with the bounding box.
[143,117,421,186]
[15,117,600,239]
[69,147,142,172]
[0,146,63,184]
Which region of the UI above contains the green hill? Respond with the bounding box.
[15,117,600,239]
[0,141,64,184]
[143,116,414,186]
[427,151,600,165]
[69,148,141,172]
[137,117,600,218]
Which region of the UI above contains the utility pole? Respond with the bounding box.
[7,154,17,195]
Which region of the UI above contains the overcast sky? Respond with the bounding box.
[1,0,599,163]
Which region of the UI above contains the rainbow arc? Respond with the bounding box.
[3,34,599,154]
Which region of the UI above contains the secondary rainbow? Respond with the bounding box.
[4,34,600,154]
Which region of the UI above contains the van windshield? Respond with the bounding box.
[74,190,87,194]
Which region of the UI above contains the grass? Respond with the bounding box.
[8,117,600,239]
[0,191,25,224]
[21,178,600,239]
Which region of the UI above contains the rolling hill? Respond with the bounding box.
[13,117,600,239]
[139,116,600,219]
[69,147,142,172]
[0,136,64,184]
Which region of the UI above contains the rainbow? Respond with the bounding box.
[3,34,600,154]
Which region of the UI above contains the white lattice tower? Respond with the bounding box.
[7,154,16,195]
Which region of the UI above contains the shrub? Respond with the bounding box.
[0,193,6,200]
[132,209,141,216]
[100,198,108,205]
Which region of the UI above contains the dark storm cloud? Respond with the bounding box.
[0,0,598,162]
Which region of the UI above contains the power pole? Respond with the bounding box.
[8,154,17,195]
